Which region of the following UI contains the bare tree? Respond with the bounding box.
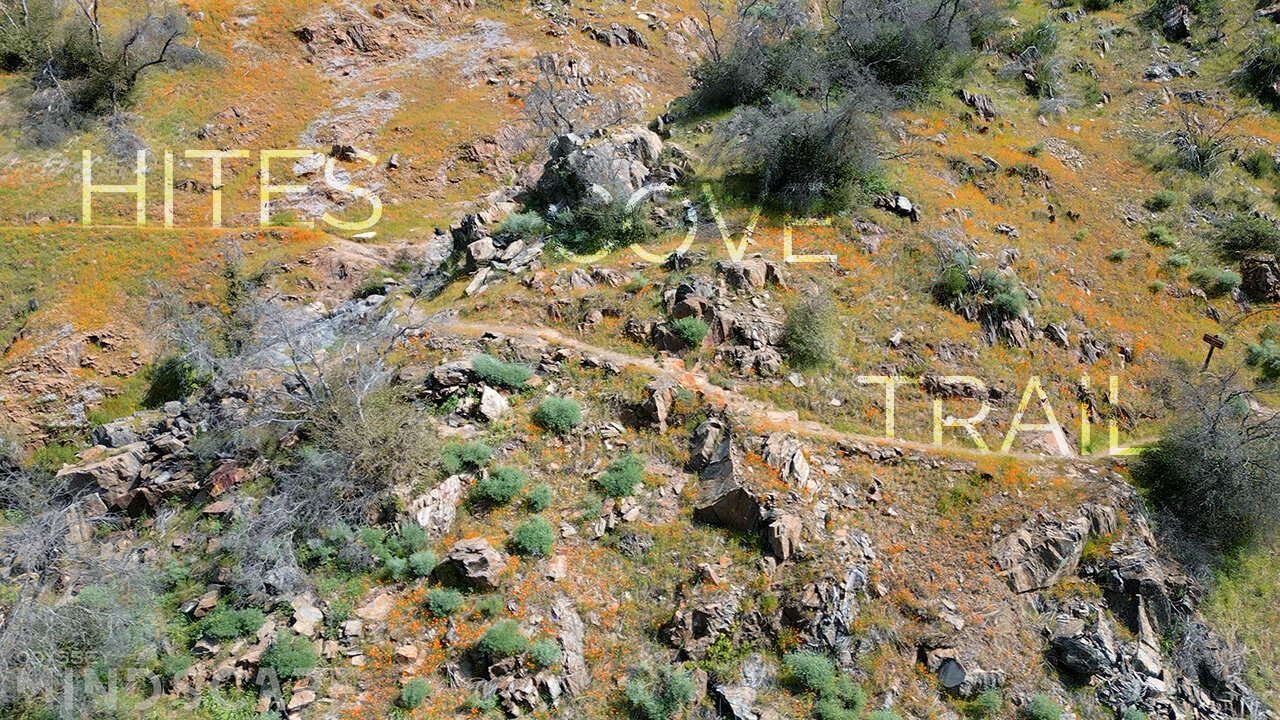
[523,52,589,136]
[1135,363,1280,551]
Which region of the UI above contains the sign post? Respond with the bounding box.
[1202,333,1225,371]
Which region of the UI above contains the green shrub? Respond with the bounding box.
[1081,0,1114,9]
[425,588,464,618]
[1188,267,1241,297]
[472,355,534,390]
[1007,19,1058,57]
[157,653,193,681]
[1235,32,1280,108]
[625,666,696,720]
[1147,225,1176,247]
[510,517,556,556]
[495,211,548,242]
[783,651,836,693]
[962,689,1003,718]
[544,201,658,256]
[597,455,644,498]
[1246,339,1280,381]
[1214,214,1280,261]
[1022,696,1062,720]
[528,639,561,668]
[262,631,318,679]
[869,712,902,720]
[198,607,266,641]
[408,551,436,578]
[1107,248,1130,262]
[474,594,505,617]
[993,290,1029,317]
[533,398,582,434]
[815,697,858,720]
[478,620,529,657]
[1242,149,1277,178]
[143,356,207,408]
[441,441,493,474]
[1120,710,1149,720]
[392,525,429,555]
[526,483,554,512]
[473,466,527,505]
[669,317,709,348]
[783,291,841,369]
[1143,190,1177,212]
[465,694,499,713]
[398,678,430,710]
[383,556,409,582]
[1164,253,1191,270]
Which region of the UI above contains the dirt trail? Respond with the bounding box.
[426,319,1150,467]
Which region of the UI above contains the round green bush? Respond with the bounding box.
[815,697,858,720]
[1023,695,1063,720]
[478,620,529,657]
[1143,190,1177,212]
[441,441,493,474]
[198,607,266,641]
[472,354,534,390]
[869,712,901,720]
[473,466,527,505]
[783,651,835,693]
[669,316,709,348]
[425,588,464,618]
[526,483,554,512]
[533,397,582,434]
[964,689,1003,718]
[408,550,436,578]
[262,631,318,679]
[597,455,644,498]
[398,677,430,710]
[510,517,556,556]
[1146,225,1176,247]
[528,639,561,668]
[157,653,193,682]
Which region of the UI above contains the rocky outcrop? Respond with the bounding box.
[993,503,1117,593]
[408,474,467,540]
[692,436,763,533]
[533,125,664,208]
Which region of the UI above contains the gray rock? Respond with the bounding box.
[765,514,802,562]
[442,538,506,591]
[467,237,497,267]
[1049,635,1112,677]
[693,439,763,533]
[410,475,466,540]
[477,386,510,421]
[687,418,727,472]
[641,376,679,433]
[55,443,147,509]
[534,126,663,209]
[716,685,758,720]
[1241,253,1280,303]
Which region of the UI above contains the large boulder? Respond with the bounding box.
[441,538,507,590]
[55,443,147,509]
[534,126,664,208]
[693,437,763,533]
[1241,253,1280,303]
